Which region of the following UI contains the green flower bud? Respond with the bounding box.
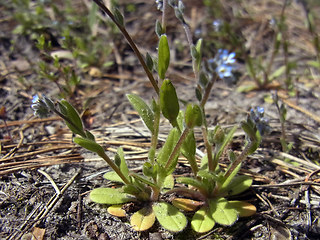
[185,104,202,128]
[210,126,225,145]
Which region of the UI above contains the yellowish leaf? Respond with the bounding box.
[107,205,126,217]
[172,198,203,212]
[130,207,155,231]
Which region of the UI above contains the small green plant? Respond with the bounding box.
[31,0,269,234]
[303,3,320,71]
[272,92,299,167]
[36,35,81,98]
[243,0,296,92]
[10,0,52,40]
[168,107,266,233]
[8,0,114,93]
[273,92,292,153]
[203,0,299,93]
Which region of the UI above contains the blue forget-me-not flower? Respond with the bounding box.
[208,49,236,81]
[212,19,223,32]
[249,107,270,136]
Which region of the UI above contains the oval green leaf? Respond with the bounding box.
[209,198,238,226]
[127,94,154,133]
[160,79,179,124]
[115,147,129,180]
[153,202,187,232]
[59,100,84,135]
[73,137,104,154]
[157,128,180,167]
[191,207,215,233]
[162,174,174,190]
[222,175,253,196]
[90,188,133,204]
[130,207,155,231]
[185,104,202,128]
[103,171,125,183]
[158,34,170,79]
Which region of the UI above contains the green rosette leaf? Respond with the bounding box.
[220,175,253,196]
[90,188,134,204]
[191,206,215,233]
[209,198,238,226]
[153,202,187,232]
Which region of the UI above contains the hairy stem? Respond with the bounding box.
[224,141,253,179]
[99,151,130,185]
[200,77,216,108]
[165,126,190,169]
[149,100,161,164]
[201,126,214,172]
[161,0,168,33]
[92,0,159,95]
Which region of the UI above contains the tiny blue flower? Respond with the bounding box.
[208,49,236,81]
[216,64,233,79]
[256,106,265,116]
[32,95,39,104]
[249,107,270,136]
[218,49,236,64]
[269,18,276,28]
[212,19,222,32]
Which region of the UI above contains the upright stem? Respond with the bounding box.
[149,100,161,164]
[98,151,130,185]
[181,22,201,82]
[200,77,216,108]
[161,0,168,33]
[165,127,190,169]
[92,0,159,95]
[265,35,278,85]
[201,126,214,172]
[224,141,253,179]
[199,75,217,172]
